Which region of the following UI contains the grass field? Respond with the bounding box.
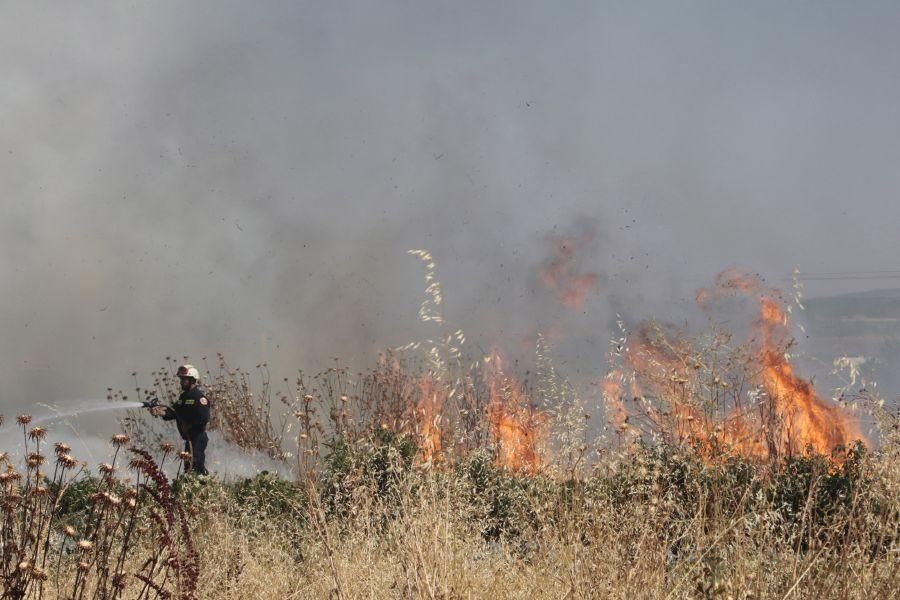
[3,268,898,598]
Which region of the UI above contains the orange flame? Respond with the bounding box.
[415,376,444,463]
[611,270,863,462]
[754,296,861,458]
[601,370,631,434]
[484,352,547,473]
[539,239,598,310]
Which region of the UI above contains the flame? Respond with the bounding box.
[415,376,444,463]
[539,239,598,310]
[601,370,630,434]
[484,351,547,473]
[754,295,861,458]
[611,270,863,462]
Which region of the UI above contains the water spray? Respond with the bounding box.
[1,400,147,433]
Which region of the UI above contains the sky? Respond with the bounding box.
[2,1,899,436]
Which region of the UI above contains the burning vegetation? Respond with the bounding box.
[12,254,897,598]
[120,258,871,482]
[483,352,548,474]
[605,269,864,463]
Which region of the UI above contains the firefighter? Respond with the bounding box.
[150,364,210,475]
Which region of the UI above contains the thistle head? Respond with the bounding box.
[57,454,77,469]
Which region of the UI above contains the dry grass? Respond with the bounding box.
[101,261,898,599]
[181,444,897,599]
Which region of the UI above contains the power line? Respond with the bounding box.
[781,270,900,282]
[786,275,900,282]
[790,270,900,276]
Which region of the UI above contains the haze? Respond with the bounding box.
[3,2,899,424]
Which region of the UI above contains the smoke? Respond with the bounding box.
[3,2,900,462]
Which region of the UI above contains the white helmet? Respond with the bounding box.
[176,364,200,381]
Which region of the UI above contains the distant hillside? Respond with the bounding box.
[804,289,900,344]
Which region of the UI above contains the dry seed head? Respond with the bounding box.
[62,524,76,537]
[54,442,71,455]
[18,559,32,572]
[57,454,77,468]
[77,539,93,551]
[33,485,49,496]
[178,451,191,461]
[99,463,115,474]
[159,442,175,453]
[111,434,129,447]
[128,457,149,470]
[16,415,32,426]
[77,561,90,572]
[28,427,47,441]
[31,567,47,581]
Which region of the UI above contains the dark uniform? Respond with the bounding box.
[161,386,210,475]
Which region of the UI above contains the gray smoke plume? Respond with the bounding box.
[3,2,900,462]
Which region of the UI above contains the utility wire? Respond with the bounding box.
[781,270,900,282]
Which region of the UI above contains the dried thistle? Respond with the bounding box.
[57,454,77,468]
